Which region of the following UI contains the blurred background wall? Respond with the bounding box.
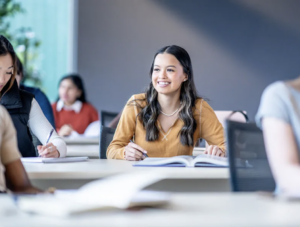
[77,0,300,120]
[7,0,300,121]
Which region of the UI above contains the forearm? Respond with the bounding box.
[262,118,300,194]
[5,160,42,194]
[276,165,300,194]
[107,146,125,160]
[29,99,67,157]
[11,185,42,194]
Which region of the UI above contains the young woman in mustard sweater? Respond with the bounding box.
[107,45,225,161]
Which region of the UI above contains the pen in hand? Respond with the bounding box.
[130,140,148,158]
[39,129,55,157]
[46,129,55,144]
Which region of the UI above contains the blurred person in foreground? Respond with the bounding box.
[256,76,300,195]
[0,105,41,194]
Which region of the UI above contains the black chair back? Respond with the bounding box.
[225,120,276,192]
[100,110,119,127]
[99,125,116,159]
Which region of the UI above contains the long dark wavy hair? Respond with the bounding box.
[57,74,87,103]
[133,45,201,146]
[0,35,17,97]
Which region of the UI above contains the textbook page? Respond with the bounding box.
[133,155,228,167]
[133,156,194,167]
[191,154,228,167]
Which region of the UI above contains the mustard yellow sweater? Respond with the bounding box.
[107,94,226,159]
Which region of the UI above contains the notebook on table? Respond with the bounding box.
[133,154,228,167]
[21,156,89,163]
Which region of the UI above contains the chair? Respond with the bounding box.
[100,110,119,127]
[202,110,248,148]
[99,125,116,159]
[215,110,248,126]
[225,120,276,192]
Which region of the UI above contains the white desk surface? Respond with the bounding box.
[24,159,228,180]
[67,145,99,158]
[63,137,99,145]
[66,145,206,158]
[1,193,299,227]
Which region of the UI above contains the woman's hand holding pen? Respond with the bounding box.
[124,141,148,161]
[37,143,60,158]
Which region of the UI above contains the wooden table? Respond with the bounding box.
[24,159,230,192]
[1,192,299,227]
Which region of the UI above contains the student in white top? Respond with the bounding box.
[0,105,40,193]
[0,35,66,158]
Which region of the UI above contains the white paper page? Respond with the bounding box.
[191,154,228,166]
[134,156,194,166]
[21,157,88,163]
[20,158,43,163]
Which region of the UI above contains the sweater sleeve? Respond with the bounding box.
[107,96,138,159]
[28,99,67,157]
[200,101,226,152]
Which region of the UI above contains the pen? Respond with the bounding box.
[46,128,55,144]
[38,129,54,157]
[130,139,148,157]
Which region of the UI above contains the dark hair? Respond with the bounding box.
[58,74,87,103]
[16,56,24,78]
[133,45,201,146]
[0,35,17,96]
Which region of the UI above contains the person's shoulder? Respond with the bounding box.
[127,93,147,106]
[20,85,42,98]
[255,81,290,128]
[19,88,35,99]
[0,105,6,119]
[263,81,286,96]
[130,93,146,101]
[83,102,96,109]
[82,102,98,115]
[260,81,290,105]
[194,98,213,115]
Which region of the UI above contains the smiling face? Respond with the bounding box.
[152,53,187,96]
[0,54,13,93]
[58,78,82,105]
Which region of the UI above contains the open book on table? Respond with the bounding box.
[133,154,228,167]
[15,171,170,217]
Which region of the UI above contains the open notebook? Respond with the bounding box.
[21,156,88,163]
[15,171,170,216]
[133,154,228,167]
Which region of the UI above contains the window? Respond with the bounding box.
[8,0,77,102]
